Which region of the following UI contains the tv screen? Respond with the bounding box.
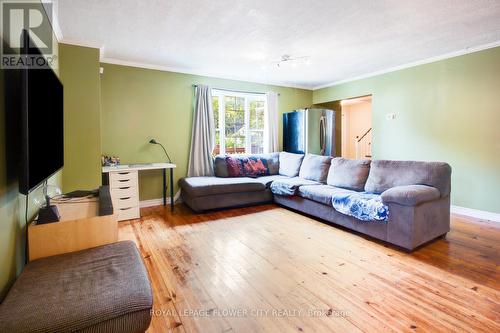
[19,31,64,194]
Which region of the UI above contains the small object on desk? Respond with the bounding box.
[101,154,121,166]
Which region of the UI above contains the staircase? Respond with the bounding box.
[355,128,372,159]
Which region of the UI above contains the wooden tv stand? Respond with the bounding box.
[28,195,118,261]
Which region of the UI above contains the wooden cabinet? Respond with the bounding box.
[28,198,118,261]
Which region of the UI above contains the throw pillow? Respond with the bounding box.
[226,156,270,178]
[279,152,305,177]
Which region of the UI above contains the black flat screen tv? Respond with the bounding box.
[19,30,64,194]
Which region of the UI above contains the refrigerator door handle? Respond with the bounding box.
[319,116,326,155]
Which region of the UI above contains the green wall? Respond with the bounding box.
[314,47,500,213]
[59,44,102,192]
[100,63,312,200]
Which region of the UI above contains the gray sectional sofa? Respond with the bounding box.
[179,152,452,250]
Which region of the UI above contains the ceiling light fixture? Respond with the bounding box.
[274,54,311,68]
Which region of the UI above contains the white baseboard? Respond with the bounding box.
[451,205,500,223]
[140,191,181,208]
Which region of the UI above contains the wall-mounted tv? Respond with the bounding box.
[19,30,64,194]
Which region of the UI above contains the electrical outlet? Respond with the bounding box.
[386,113,396,120]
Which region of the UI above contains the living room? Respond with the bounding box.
[0,1,499,332]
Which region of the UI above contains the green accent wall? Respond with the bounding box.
[59,44,102,192]
[314,47,500,213]
[100,63,312,200]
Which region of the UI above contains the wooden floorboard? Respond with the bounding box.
[119,204,500,333]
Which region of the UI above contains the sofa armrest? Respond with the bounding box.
[381,185,440,206]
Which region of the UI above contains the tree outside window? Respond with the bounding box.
[212,90,267,155]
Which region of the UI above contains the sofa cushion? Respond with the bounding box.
[255,175,290,188]
[327,157,371,191]
[364,160,452,197]
[0,241,152,333]
[381,185,440,206]
[270,177,320,196]
[298,185,355,206]
[279,152,304,177]
[214,153,279,177]
[299,154,332,183]
[179,176,265,197]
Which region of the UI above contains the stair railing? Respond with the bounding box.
[355,128,372,159]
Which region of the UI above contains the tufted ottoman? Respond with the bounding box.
[0,241,152,333]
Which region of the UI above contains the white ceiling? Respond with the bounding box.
[55,0,500,89]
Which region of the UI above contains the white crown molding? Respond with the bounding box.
[60,39,105,53]
[100,57,313,90]
[139,191,182,208]
[312,40,500,90]
[451,205,500,223]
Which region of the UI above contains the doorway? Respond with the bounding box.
[340,96,372,159]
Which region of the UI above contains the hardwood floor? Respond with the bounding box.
[119,204,500,333]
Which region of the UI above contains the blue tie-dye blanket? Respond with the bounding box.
[332,192,389,222]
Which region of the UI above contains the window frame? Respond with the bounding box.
[212,89,267,155]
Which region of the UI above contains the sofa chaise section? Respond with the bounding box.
[179,176,286,212]
[180,153,292,212]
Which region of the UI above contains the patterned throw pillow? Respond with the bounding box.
[225,156,270,178]
[226,156,244,177]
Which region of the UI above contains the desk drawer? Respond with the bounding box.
[113,195,139,209]
[109,171,138,182]
[111,187,137,199]
[116,206,140,221]
[110,177,138,189]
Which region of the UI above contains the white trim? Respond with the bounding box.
[139,198,164,208]
[139,191,182,208]
[60,39,105,53]
[313,40,500,90]
[100,57,312,90]
[451,205,500,223]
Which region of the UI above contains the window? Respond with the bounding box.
[212,90,267,155]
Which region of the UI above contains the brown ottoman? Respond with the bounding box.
[0,241,152,333]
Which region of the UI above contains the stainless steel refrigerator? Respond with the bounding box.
[283,108,336,156]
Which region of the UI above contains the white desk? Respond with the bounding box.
[102,163,176,220]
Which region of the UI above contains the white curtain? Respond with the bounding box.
[265,92,279,153]
[187,85,215,177]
